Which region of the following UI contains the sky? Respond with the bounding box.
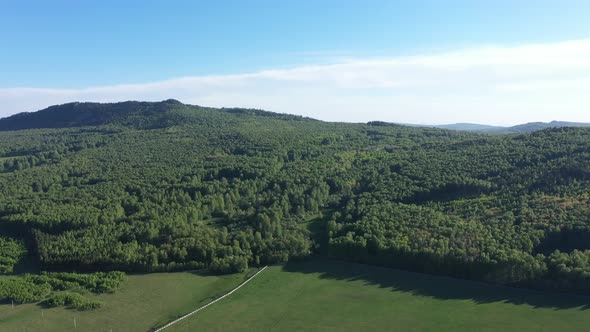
[1,0,590,125]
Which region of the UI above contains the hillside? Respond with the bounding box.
[0,100,183,131]
[0,99,310,131]
[1,100,590,305]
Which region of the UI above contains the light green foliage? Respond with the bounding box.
[42,292,103,310]
[0,271,125,309]
[0,277,52,303]
[0,236,27,274]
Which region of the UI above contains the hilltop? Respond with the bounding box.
[0,99,310,131]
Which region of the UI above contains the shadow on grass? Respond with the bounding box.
[282,258,590,310]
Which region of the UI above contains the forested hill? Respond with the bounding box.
[1,100,590,296]
[0,99,311,131]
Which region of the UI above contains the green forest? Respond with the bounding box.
[1,100,590,306]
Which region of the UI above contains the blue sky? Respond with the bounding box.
[2,0,590,124]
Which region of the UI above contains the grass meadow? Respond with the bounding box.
[170,259,590,332]
[0,270,250,332]
[2,259,590,331]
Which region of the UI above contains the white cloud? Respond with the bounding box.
[2,39,590,125]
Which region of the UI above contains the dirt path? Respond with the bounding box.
[152,266,268,332]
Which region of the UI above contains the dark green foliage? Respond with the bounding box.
[1,100,590,294]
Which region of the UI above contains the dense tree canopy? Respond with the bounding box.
[0,100,590,294]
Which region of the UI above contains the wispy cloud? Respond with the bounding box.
[2,39,590,125]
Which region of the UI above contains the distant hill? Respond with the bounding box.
[2,101,587,134]
[0,99,310,131]
[433,123,505,131]
[0,99,186,131]
[501,121,590,133]
[384,120,590,134]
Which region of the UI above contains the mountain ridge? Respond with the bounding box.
[373,120,590,133]
[0,100,588,134]
[0,99,311,131]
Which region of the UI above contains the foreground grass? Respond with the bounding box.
[2,260,590,331]
[170,259,590,332]
[0,270,250,332]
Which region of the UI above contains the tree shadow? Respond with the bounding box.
[11,255,40,274]
[282,258,590,310]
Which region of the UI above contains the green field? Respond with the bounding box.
[2,260,590,332]
[170,259,590,332]
[0,270,250,332]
